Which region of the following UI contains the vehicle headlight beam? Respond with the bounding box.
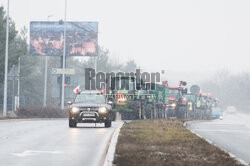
[98,107,107,114]
[71,107,79,113]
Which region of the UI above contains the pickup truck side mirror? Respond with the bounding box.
[67,101,72,105]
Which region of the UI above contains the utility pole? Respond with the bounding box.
[3,0,10,117]
[61,0,67,109]
[43,15,53,107]
[17,57,20,109]
[12,65,15,112]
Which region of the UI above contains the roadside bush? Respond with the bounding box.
[16,105,68,118]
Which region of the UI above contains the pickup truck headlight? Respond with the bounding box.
[71,107,79,113]
[98,107,108,114]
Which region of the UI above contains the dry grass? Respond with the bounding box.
[0,106,68,119]
[16,106,68,118]
[113,120,242,166]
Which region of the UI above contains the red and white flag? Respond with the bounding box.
[73,85,80,94]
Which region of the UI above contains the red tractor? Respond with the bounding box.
[166,81,188,118]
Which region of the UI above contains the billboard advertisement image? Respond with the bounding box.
[30,21,98,56]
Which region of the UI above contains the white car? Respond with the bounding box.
[226,106,237,114]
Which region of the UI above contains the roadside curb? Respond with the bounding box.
[184,121,250,166]
[103,121,124,166]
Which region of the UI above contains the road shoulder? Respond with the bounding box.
[186,120,250,166]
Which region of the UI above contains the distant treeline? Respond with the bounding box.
[200,70,250,112]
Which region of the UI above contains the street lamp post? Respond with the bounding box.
[3,0,10,117]
[61,0,67,110]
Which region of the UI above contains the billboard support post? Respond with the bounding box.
[43,55,48,107]
[43,15,53,107]
[95,56,97,72]
[61,0,67,110]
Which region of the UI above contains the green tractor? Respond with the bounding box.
[149,82,168,119]
[106,75,153,120]
[195,93,212,119]
[182,93,197,119]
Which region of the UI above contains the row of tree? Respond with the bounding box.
[0,6,27,85]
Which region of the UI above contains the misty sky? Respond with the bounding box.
[1,0,250,83]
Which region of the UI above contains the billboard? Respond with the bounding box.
[30,21,98,56]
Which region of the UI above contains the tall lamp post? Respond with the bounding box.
[61,0,67,109]
[3,0,10,117]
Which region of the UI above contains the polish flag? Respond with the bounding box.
[116,91,121,104]
[73,85,80,94]
[102,89,106,94]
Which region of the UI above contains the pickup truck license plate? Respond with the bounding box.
[83,113,95,117]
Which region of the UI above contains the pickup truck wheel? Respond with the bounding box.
[69,120,77,128]
[105,120,112,128]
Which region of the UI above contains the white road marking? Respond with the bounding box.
[193,129,250,133]
[11,150,64,157]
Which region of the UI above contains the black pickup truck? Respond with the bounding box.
[68,91,112,128]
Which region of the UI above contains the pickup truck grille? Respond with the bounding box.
[79,107,99,111]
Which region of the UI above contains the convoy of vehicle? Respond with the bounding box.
[68,76,221,127]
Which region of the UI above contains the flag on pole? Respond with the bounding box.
[102,89,106,94]
[116,91,121,104]
[73,85,80,94]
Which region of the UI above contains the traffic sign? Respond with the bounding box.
[51,68,75,75]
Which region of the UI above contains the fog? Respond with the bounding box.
[1,0,250,80]
[1,0,250,113]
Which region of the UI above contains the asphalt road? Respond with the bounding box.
[0,119,122,166]
[187,112,250,164]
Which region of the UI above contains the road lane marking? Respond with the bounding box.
[192,129,250,133]
[11,150,64,157]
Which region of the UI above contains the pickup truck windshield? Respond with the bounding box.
[75,94,106,104]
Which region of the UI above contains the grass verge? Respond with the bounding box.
[0,106,68,119]
[113,119,242,166]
